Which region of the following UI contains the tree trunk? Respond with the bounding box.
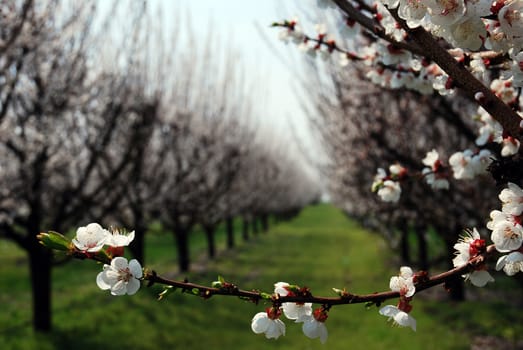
[29,239,52,332]
[252,217,259,235]
[129,212,146,263]
[203,225,216,259]
[242,217,249,241]
[399,226,411,265]
[415,225,429,271]
[261,214,269,233]
[174,229,190,272]
[226,217,234,249]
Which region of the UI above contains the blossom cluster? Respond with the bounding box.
[39,222,143,296]
[488,182,523,275]
[371,147,493,203]
[379,266,417,331]
[251,282,328,343]
[371,164,407,202]
[73,223,142,296]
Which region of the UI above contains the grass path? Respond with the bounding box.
[1,204,521,349]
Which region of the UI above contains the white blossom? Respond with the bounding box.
[106,228,135,247]
[499,182,523,215]
[96,257,143,296]
[487,210,523,252]
[251,309,286,339]
[274,282,313,321]
[496,252,523,276]
[377,180,402,203]
[379,305,416,331]
[452,228,494,287]
[73,223,110,252]
[302,317,328,343]
[389,266,416,297]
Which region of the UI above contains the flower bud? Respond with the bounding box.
[37,231,73,251]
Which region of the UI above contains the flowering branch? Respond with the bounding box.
[38,211,512,342]
[143,243,495,306]
[386,7,522,137]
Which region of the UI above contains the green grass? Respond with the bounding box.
[1,204,522,349]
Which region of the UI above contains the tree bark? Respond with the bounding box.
[174,229,190,272]
[261,214,269,233]
[203,224,216,259]
[29,238,52,332]
[242,217,249,241]
[415,225,429,271]
[128,211,146,263]
[252,217,259,235]
[226,217,234,249]
[399,224,411,265]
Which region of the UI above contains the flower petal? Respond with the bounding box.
[129,259,143,279]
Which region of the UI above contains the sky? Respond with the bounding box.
[161,0,317,147]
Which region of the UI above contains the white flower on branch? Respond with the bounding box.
[475,108,503,146]
[106,228,135,247]
[500,136,520,157]
[72,223,110,252]
[378,180,402,203]
[301,308,328,344]
[274,282,312,321]
[487,210,523,252]
[251,307,286,340]
[499,182,523,215]
[96,257,143,296]
[422,150,449,190]
[449,149,492,180]
[389,266,416,297]
[379,305,417,331]
[426,0,466,27]
[496,252,523,276]
[398,0,429,28]
[453,228,494,287]
[499,0,523,48]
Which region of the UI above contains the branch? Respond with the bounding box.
[143,244,496,306]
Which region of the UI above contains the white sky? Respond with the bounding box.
[164,0,316,144]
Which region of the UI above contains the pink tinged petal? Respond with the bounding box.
[251,313,270,334]
[96,271,111,290]
[129,259,143,279]
[126,278,141,295]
